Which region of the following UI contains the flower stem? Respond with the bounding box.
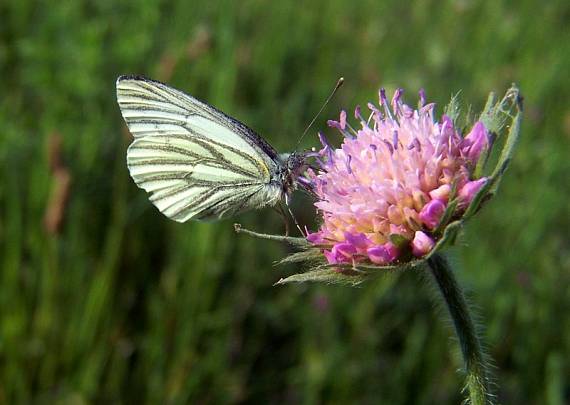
[426,253,493,405]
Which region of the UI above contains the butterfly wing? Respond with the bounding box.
[116,75,284,222]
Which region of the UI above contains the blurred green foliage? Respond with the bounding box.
[1,0,569,403]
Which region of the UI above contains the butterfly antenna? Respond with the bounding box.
[295,77,345,150]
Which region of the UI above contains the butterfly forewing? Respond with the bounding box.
[116,76,284,222]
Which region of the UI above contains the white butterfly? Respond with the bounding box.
[116,75,306,222]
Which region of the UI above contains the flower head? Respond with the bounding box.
[305,89,490,265]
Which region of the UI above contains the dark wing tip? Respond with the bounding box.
[117,74,149,82]
[116,74,169,87]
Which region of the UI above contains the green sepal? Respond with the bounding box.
[389,234,409,249]
[464,85,522,220]
[274,266,369,286]
[479,92,503,135]
[444,91,462,122]
[427,220,463,257]
[434,198,458,236]
[277,249,324,264]
[488,88,523,195]
[478,84,521,151]
[332,257,426,273]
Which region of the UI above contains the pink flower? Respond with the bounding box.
[305,89,489,266]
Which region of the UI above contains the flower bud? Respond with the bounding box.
[411,231,435,257]
[307,232,325,244]
[419,199,446,229]
[344,232,371,251]
[334,243,356,259]
[429,184,451,201]
[367,243,399,264]
[462,121,489,162]
[459,178,488,206]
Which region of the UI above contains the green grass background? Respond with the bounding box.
[1,0,569,403]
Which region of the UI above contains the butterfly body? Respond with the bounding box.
[116,75,304,222]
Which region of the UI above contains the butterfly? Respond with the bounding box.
[116,75,307,222]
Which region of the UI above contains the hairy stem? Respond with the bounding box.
[427,253,493,405]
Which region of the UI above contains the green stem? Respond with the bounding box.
[427,253,493,405]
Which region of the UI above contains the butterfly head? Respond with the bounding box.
[276,152,308,195]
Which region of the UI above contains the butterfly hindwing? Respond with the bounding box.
[116,75,284,222]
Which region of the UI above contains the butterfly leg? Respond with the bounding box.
[274,204,290,236]
[284,195,305,237]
